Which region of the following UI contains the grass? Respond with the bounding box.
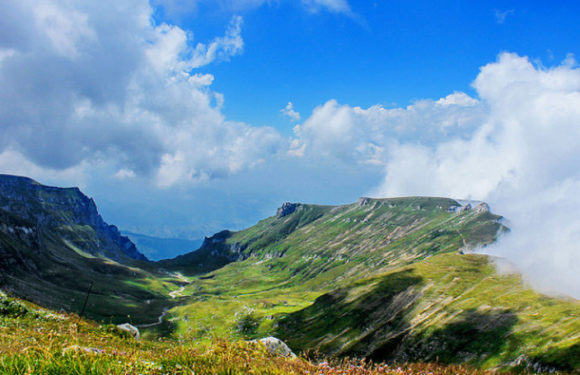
[275,253,580,371]
[0,293,500,374]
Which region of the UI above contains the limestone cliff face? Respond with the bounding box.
[0,174,147,262]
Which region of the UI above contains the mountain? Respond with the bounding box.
[0,175,175,324]
[159,198,579,372]
[0,176,578,371]
[161,197,502,280]
[123,231,203,261]
[0,174,146,261]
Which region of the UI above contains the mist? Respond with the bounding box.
[372,53,580,298]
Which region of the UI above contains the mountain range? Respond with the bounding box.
[0,174,578,372]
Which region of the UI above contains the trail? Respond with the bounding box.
[169,285,185,299]
[168,272,189,299]
[137,308,169,328]
[138,272,191,328]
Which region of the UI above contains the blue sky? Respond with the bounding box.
[158,1,580,131]
[2,0,580,296]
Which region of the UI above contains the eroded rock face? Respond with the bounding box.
[0,174,147,261]
[358,197,370,206]
[250,337,296,357]
[474,202,490,213]
[277,202,301,218]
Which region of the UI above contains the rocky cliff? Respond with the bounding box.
[0,174,146,261]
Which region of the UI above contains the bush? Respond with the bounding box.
[0,296,29,318]
[235,307,261,337]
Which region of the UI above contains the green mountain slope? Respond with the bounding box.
[1,176,578,371]
[0,175,176,324]
[156,198,579,371]
[163,197,502,283]
[276,252,580,371]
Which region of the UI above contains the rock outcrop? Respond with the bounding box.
[277,202,300,218]
[116,323,141,340]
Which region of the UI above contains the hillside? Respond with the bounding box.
[155,198,579,372]
[0,292,495,375]
[0,175,176,324]
[1,176,579,371]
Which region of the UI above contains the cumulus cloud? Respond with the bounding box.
[281,102,301,121]
[290,93,485,165]
[0,0,280,187]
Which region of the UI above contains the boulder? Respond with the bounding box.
[116,323,140,340]
[250,336,296,357]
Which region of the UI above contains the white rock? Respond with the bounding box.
[116,323,140,340]
[250,336,296,357]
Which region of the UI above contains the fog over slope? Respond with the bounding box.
[371,54,580,298]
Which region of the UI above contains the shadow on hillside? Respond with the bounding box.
[391,309,519,365]
[531,341,580,372]
[276,269,424,355]
[276,267,525,368]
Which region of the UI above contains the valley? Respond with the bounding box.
[0,175,579,373]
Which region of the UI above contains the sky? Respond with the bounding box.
[1,1,580,297]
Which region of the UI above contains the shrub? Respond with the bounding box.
[235,307,260,337]
[0,296,29,318]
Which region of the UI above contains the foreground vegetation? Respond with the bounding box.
[1,294,500,375]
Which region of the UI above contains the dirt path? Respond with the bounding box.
[169,286,185,299]
[137,308,169,328]
[138,272,191,328]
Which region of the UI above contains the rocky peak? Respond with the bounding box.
[277,202,301,218]
[358,197,371,206]
[201,230,232,247]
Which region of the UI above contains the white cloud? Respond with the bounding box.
[0,148,87,188]
[0,1,280,188]
[435,91,479,107]
[114,169,137,180]
[369,53,580,298]
[155,0,354,16]
[495,9,514,24]
[291,93,484,164]
[281,102,301,121]
[189,15,244,68]
[301,0,352,14]
[33,2,97,59]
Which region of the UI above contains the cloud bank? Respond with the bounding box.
[0,0,281,187]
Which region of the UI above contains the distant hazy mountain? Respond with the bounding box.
[123,231,202,261]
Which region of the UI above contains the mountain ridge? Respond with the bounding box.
[0,175,579,372]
